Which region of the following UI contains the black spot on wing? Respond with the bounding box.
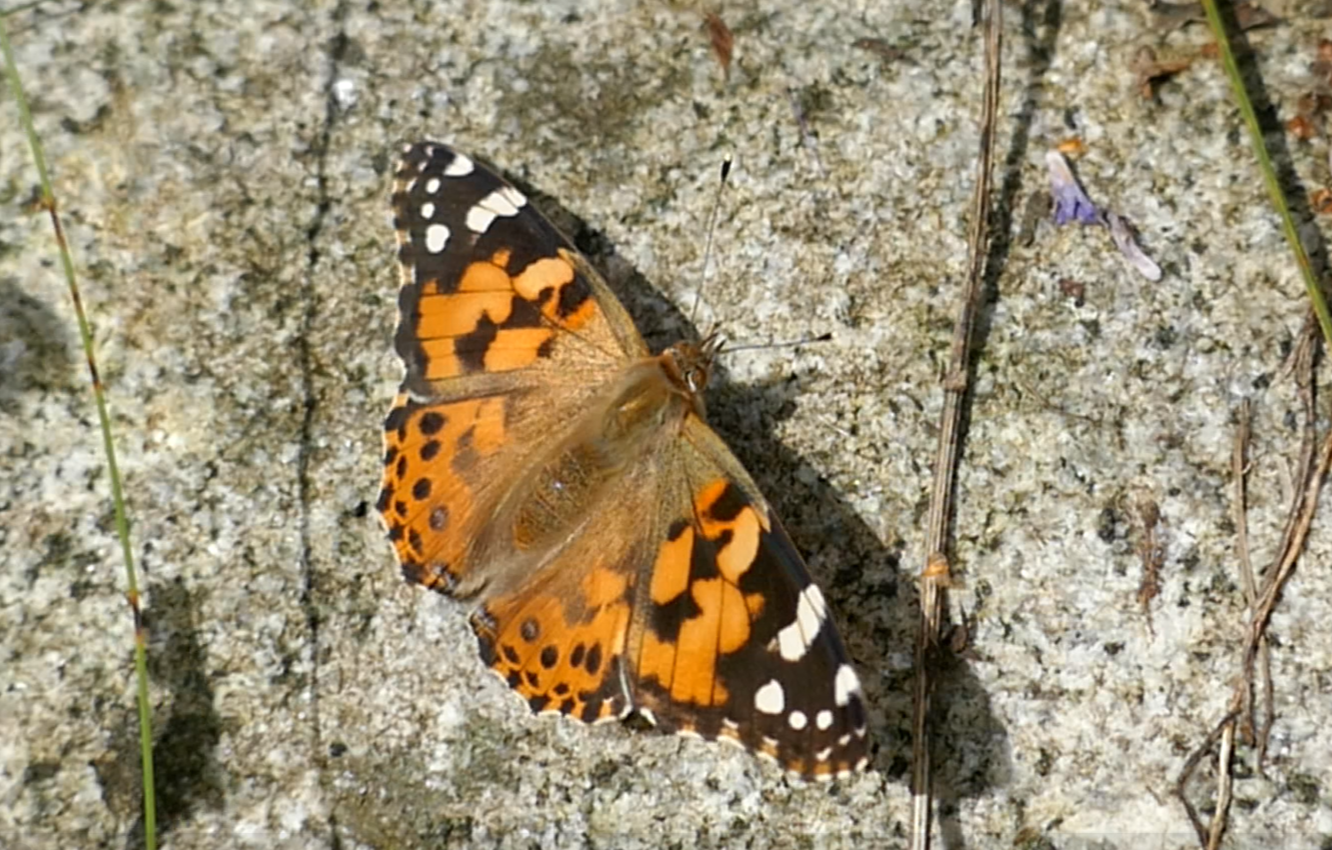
[417,410,445,436]
[704,481,748,523]
[556,274,591,319]
[647,523,721,642]
[384,405,409,438]
[506,293,545,328]
[454,313,498,374]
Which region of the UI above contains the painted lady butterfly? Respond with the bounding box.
[378,142,869,779]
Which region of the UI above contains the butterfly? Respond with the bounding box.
[377,141,869,779]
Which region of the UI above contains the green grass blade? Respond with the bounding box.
[0,16,158,850]
[1201,0,1332,346]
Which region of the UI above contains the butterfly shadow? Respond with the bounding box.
[511,173,1011,817]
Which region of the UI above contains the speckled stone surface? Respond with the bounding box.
[3,0,1332,847]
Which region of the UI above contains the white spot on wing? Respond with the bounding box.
[425,223,450,254]
[788,710,807,730]
[754,679,785,715]
[444,154,475,177]
[796,585,826,636]
[420,202,435,219]
[465,206,496,234]
[816,709,833,730]
[465,186,528,234]
[775,584,828,661]
[834,664,860,707]
[499,185,527,209]
[425,177,441,194]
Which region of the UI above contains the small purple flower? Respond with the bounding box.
[1045,149,1102,226]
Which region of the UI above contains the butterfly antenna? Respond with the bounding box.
[720,331,833,355]
[690,154,733,334]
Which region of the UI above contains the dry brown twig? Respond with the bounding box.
[908,2,1000,848]
[1176,324,1328,848]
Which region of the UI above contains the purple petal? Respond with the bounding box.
[1045,149,1102,226]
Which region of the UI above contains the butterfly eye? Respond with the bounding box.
[684,364,709,393]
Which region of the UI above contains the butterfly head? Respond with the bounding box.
[662,332,725,411]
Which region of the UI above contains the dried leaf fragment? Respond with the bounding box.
[703,11,733,78]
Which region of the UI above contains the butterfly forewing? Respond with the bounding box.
[622,418,869,778]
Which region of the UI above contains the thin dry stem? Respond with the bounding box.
[1179,379,1332,849]
[1205,721,1236,850]
[908,3,1000,848]
[1176,709,1240,846]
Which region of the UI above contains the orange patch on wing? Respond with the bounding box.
[422,337,461,379]
[458,259,511,292]
[694,479,729,512]
[381,395,509,587]
[505,251,601,334]
[649,527,694,605]
[483,585,632,721]
[694,478,766,584]
[715,581,752,655]
[513,255,575,301]
[417,291,514,338]
[638,632,677,687]
[555,296,600,332]
[715,507,760,584]
[581,564,631,609]
[483,327,554,372]
[669,577,746,707]
[469,397,508,454]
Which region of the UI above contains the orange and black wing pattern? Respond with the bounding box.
[379,142,639,596]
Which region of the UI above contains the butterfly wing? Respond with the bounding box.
[379,141,647,595]
[380,141,870,780]
[629,417,870,778]
[469,408,870,780]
